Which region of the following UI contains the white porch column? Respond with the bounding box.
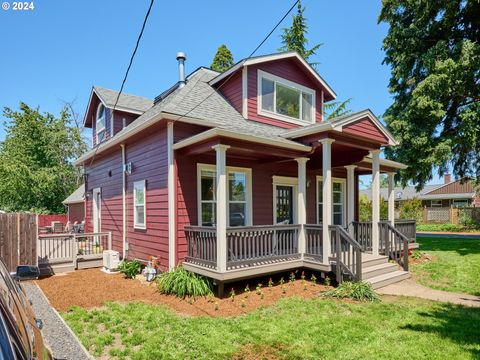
[371,149,381,255]
[296,157,309,257]
[212,144,230,272]
[345,165,357,235]
[321,139,335,264]
[388,172,395,226]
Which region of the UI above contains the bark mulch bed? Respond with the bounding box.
[35,268,332,317]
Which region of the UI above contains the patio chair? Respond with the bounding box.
[52,221,63,233]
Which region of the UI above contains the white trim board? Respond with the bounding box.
[316,176,347,227]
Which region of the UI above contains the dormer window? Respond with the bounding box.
[257,70,315,125]
[96,103,106,142]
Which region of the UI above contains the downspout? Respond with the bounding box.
[121,144,127,259]
[167,122,176,270]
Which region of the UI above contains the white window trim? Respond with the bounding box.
[430,199,442,207]
[96,103,106,140]
[196,164,252,227]
[316,176,347,226]
[257,69,316,126]
[133,180,146,229]
[272,176,298,224]
[92,187,101,233]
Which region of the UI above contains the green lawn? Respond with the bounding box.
[64,297,480,360]
[412,236,480,296]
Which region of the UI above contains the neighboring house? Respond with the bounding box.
[74,51,414,289]
[361,175,479,209]
[63,184,85,224]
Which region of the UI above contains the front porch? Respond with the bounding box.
[184,220,416,289]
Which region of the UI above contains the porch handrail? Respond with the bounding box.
[330,225,362,283]
[392,219,417,242]
[378,221,409,271]
[184,226,217,269]
[350,221,372,252]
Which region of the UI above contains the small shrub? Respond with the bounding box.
[321,281,379,302]
[279,277,285,285]
[301,271,305,280]
[256,283,263,295]
[229,288,236,302]
[244,285,250,298]
[324,276,331,286]
[289,272,295,282]
[157,266,212,298]
[411,249,422,260]
[268,278,274,289]
[311,274,317,285]
[118,260,142,279]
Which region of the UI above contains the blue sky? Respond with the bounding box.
[0,0,443,184]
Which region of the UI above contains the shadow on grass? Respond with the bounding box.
[401,303,480,357]
[416,236,480,256]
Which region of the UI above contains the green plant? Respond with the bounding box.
[289,272,295,283]
[399,198,422,222]
[411,250,422,260]
[324,276,331,286]
[301,271,305,280]
[229,288,235,302]
[118,260,142,279]
[321,282,379,302]
[311,274,317,285]
[256,283,263,295]
[268,278,274,289]
[279,277,285,285]
[157,266,213,298]
[244,285,250,298]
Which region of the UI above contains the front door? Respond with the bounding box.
[276,185,294,224]
[92,188,101,233]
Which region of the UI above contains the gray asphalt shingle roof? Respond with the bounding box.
[360,184,475,201]
[94,86,153,113]
[63,184,85,204]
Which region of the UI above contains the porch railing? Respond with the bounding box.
[350,221,372,252]
[226,224,300,268]
[185,227,217,269]
[330,225,363,283]
[378,221,409,271]
[304,224,323,262]
[393,220,416,242]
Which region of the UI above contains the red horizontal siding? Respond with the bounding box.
[343,118,388,144]
[38,214,68,228]
[218,71,243,114]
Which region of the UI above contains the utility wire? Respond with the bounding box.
[169,0,299,124]
[87,0,155,169]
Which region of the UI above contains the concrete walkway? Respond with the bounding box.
[377,278,480,307]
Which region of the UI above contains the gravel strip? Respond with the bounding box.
[23,282,93,360]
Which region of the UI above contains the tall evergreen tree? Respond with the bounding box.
[210,44,234,73]
[379,0,480,187]
[279,1,352,120]
[0,103,87,213]
[278,1,321,66]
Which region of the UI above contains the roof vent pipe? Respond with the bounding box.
[176,52,187,88]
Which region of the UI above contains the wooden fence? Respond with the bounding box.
[422,206,480,225]
[0,213,37,272]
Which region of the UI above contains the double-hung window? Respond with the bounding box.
[134,180,146,229]
[96,103,106,142]
[198,165,251,227]
[317,177,346,226]
[258,70,315,125]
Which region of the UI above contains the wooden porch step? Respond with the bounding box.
[361,262,398,280]
[361,254,389,267]
[365,270,410,289]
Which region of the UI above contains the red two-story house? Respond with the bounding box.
[74,52,415,291]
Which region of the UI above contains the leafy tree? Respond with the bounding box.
[399,198,423,223]
[379,1,480,188]
[0,103,87,213]
[359,194,388,221]
[278,1,321,66]
[279,1,352,120]
[210,44,234,73]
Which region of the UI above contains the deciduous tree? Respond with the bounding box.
[0,103,87,213]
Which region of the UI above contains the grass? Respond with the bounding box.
[157,266,213,298]
[63,297,480,359]
[417,223,480,233]
[411,236,480,296]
